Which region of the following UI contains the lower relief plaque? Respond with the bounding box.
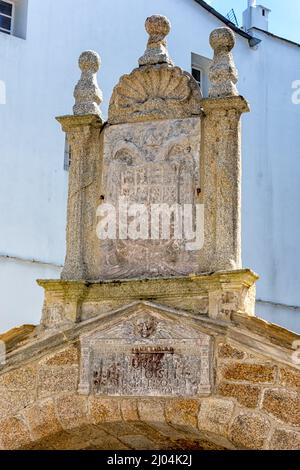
[78,309,212,397]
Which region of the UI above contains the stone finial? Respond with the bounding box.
[73,50,103,116]
[208,27,238,98]
[138,15,174,66]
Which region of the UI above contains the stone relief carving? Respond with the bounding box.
[108,65,202,124]
[78,306,212,397]
[98,117,201,279]
[135,315,158,338]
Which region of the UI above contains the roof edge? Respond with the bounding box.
[193,0,253,41]
[251,27,300,48]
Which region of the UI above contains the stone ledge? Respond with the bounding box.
[56,114,103,132]
[0,324,36,353]
[37,269,258,328]
[201,95,250,114]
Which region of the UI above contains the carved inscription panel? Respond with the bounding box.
[78,307,212,397]
[98,117,201,279]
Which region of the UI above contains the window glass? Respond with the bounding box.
[0,15,11,31]
[192,68,201,83]
[0,1,12,17]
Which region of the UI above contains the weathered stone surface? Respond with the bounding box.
[38,270,258,328]
[0,388,35,418]
[218,342,246,360]
[0,364,37,390]
[230,413,271,449]
[209,27,238,98]
[23,399,62,441]
[262,388,300,426]
[221,363,276,384]
[138,399,165,423]
[0,416,32,450]
[25,428,99,451]
[0,365,37,417]
[129,420,175,444]
[119,434,158,450]
[41,345,79,366]
[78,305,212,397]
[108,15,201,124]
[201,97,249,274]
[73,50,102,117]
[175,438,227,450]
[198,398,235,436]
[56,114,103,283]
[37,366,78,398]
[139,15,173,66]
[165,399,200,430]
[86,434,130,450]
[55,393,88,430]
[279,367,300,389]
[218,382,261,408]
[138,399,186,440]
[89,397,122,424]
[108,64,202,125]
[53,15,249,287]
[269,428,300,450]
[99,117,201,279]
[120,399,139,422]
[0,324,35,353]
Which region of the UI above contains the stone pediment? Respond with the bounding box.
[80,301,211,340]
[78,302,212,397]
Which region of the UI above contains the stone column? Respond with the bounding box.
[57,51,103,280]
[200,28,249,272]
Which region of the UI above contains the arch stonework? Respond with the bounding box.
[0,295,299,450]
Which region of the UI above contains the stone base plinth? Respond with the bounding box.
[38,269,258,330]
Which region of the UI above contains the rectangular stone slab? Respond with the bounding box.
[78,304,212,397]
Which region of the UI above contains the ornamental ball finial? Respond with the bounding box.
[209,27,235,52]
[208,27,238,98]
[139,15,173,67]
[78,50,101,73]
[145,15,171,38]
[73,50,102,116]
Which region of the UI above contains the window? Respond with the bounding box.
[0,0,14,35]
[192,66,202,90]
[262,9,265,16]
[0,1,28,39]
[64,136,72,171]
[191,53,212,98]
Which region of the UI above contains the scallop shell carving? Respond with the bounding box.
[108,64,202,124]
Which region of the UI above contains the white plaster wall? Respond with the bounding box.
[0,0,299,332]
[0,257,61,332]
[239,29,300,333]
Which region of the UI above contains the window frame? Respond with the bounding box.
[0,0,14,35]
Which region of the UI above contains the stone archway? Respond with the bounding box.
[1,304,300,452]
[6,393,234,450]
[21,421,230,451]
